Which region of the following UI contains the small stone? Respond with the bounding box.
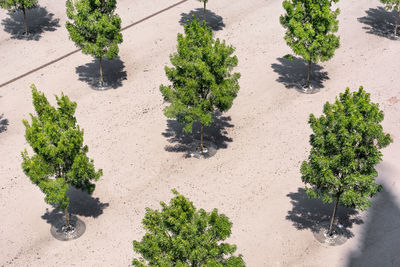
[388,96,399,105]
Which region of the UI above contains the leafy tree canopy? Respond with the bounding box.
[66,0,122,60]
[280,0,340,64]
[0,0,37,12]
[301,87,392,211]
[21,85,102,211]
[160,17,240,134]
[132,189,245,267]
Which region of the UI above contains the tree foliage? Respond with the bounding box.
[0,0,38,34]
[280,0,340,87]
[66,0,123,84]
[380,0,400,36]
[0,0,37,11]
[301,87,392,232]
[160,18,240,150]
[21,85,102,222]
[132,189,245,266]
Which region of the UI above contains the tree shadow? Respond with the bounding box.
[346,186,400,266]
[1,6,60,41]
[358,7,400,40]
[162,111,233,156]
[180,8,225,31]
[0,114,9,133]
[75,57,127,90]
[41,187,109,226]
[271,57,329,92]
[286,188,363,238]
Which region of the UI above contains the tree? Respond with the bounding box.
[0,0,38,35]
[21,85,102,231]
[280,0,340,88]
[132,189,245,266]
[66,0,123,86]
[160,18,240,152]
[380,0,400,37]
[197,0,208,20]
[300,87,392,236]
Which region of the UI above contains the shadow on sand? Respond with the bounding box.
[41,187,109,227]
[286,188,363,239]
[1,6,60,41]
[0,114,9,133]
[180,8,225,31]
[358,6,400,40]
[162,111,233,156]
[346,184,400,266]
[271,57,329,92]
[75,57,127,90]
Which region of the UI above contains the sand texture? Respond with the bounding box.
[1,0,400,266]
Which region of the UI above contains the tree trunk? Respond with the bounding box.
[395,10,400,38]
[22,7,28,35]
[306,60,311,87]
[328,194,340,236]
[200,123,204,152]
[203,2,206,21]
[99,57,103,85]
[64,207,71,231]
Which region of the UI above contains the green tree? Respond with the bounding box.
[197,0,208,20]
[132,189,245,266]
[160,18,240,152]
[300,87,392,236]
[280,0,340,88]
[21,85,102,230]
[380,0,400,37]
[0,0,38,35]
[66,0,123,86]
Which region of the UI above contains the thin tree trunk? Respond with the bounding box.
[395,10,400,38]
[22,7,28,35]
[99,57,103,85]
[328,194,340,236]
[306,60,311,87]
[64,207,70,231]
[203,2,206,21]
[200,123,204,152]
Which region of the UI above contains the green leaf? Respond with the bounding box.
[159,17,240,134]
[21,84,102,211]
[301,86,392,211]
[132,190,245,266]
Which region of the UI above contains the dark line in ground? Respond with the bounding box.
[0,0,189,88]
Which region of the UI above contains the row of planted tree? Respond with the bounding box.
[1,0,399,85]
[4,0,394,265]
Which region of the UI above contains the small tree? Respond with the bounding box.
[380,0,400,37]
[132,189,245,266]
[197,0,208,20]
[0,0,38,35]
[66,0,123,86]
[300,87,392,236]
[21,85,102,230]
[280,0,340,88]
[160,18,240,152]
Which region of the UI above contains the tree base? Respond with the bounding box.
[189,140,217,159]
[92,80,112,91]
[313,221,347,246]
[50,215,86,241]
[11,30,35,38]
[299,83,320,94]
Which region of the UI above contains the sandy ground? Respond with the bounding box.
[1,0,400,266]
